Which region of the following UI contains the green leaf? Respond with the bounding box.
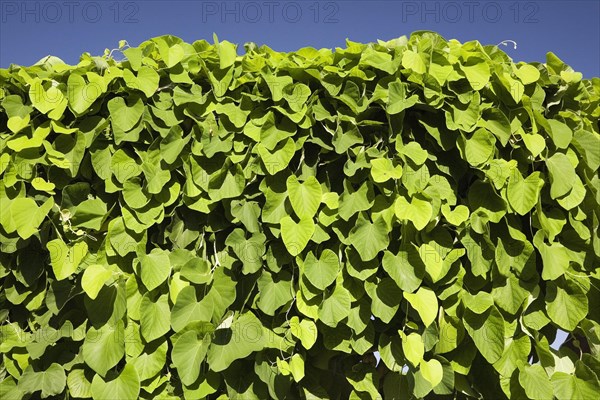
[366,278,402,323]
[536,240,570,281]
[47,239,88,281]
[461,128,495,167]
[71,198,108,230]
[218,40,237,69]
[518,364,553,399]
[522,133,546,158]
[303,249,339,290]
[318,284,352,327]
[546,119,573,149]
[545,279,588,331]
[507,171,544,215]
[257,270,293,315]
[67,73,104,114]
[172,330,211,385]
[29,78,66,115]
[493,334,530,376]
[481,108,511,146]
[395,196,432,231]
[82,320,125,376]
[552,372,599,400]
[6,197,54,239]
[66,369,92,399]
[370,158,403,183]
[546,153,577,199]
[108,95,144,132]
[401,332,424,367]
[402,50,426,74]
[123,66,159,98]
[441,204,470,226]
[140,293,171,342]
[404,287,438,327]
[289,317,317,349]
[82,264,113,300]
[420,359,444,387]
[280,216,315,256]
[461,58,490,90]
[136,249,172,291]
[3,94,32,133]
[463,306,505,364]
[387,80,419,114]
[348,216,390,261]
[287,175,322,218]
[170,286,213,332]
[382,248,423,293]
[206,312,266,372]
[180,257,212,284]
[399,142,428,165]
[225,229,266,274]
[18,363,66,398]
[90,364,140,400]
[257,138,296,175]
[288,354,305,383]
[515,64,540,85]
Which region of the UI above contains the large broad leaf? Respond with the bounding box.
[382,248,423,293]
[206,312,266,372]
[545,279,588,331]
[546,119,573,149]
[81,264,113,300]
[461,128,495,167]
[140,293,171,342]
[518,364,553,400]
[318,284,351,327]
[170,286,214,332]
[348,216,390,261]
[370,158,403,183]
[257,270,293,315]
[136,249,172,291]
[551,372,599,400]
[280,216,315,256]
[5,197,54,239]
[365,278,402,323]
[507,171,543,215]
[82,320,125,376]
[123,66,160,97]
[546,153,576,199]
[108,95,144,132]
[47,239,88,281]
[67,73,104,114]
[303,249,339,290]
[287,175,322,218]
[420,358,444,387]
[404,287,438,327]
[387,80,419,114]
[289,317,318,349]
[172,330,212,385]
[18,363,66,398]
[401,332,424,367]
[395,196,432,231]
[90,364,140,400]
[463,306,505,364]
[461,58,490,90]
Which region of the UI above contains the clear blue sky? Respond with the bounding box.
[1,0,599,77]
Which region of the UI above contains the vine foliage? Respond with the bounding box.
[1,32,599,399]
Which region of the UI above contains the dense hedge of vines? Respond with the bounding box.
[1,32,599,399]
